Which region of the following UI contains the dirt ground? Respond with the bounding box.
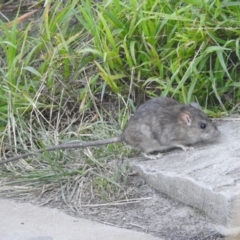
[1,173,225,240]
[1,161,225,240]
[58,174,224,240]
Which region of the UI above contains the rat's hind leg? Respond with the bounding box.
[137,138,163,159]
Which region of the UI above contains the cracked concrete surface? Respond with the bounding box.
[0,198,160,240]
[131,119,240,236]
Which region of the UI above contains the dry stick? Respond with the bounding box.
[5,9,39,28]
[80,197,152,207]
[0,137,121,165]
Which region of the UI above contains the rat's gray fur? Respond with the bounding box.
[120,97,220,154]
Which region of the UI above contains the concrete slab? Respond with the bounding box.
[131,120,240,235]
[0,198,160,240]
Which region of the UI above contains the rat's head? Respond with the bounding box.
[177,103,221,144]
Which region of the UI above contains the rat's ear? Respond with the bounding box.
[190,102,201,110]
[178,111,193,126]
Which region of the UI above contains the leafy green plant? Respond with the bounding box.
[78,0,240,111]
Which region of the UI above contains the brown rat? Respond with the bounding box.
[121,97,220,159]
[0,97,220,164]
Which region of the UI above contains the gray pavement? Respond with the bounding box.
[131,119,240,236]
[0,198,160,240]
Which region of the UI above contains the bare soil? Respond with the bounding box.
[0,159,225,240]
[58,174,224,240]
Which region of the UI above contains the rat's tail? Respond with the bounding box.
[0,136,122,165]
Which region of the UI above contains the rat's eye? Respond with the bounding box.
[200,123,206,129]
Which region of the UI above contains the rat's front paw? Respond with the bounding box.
[175,145,194,152]
[182,146,194,152]
[142,152,163,160]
